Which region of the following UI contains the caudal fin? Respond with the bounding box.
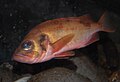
[98,11,116,32]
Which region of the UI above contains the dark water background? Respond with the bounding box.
[0,0,120,74]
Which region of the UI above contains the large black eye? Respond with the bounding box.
[21,41,33,51]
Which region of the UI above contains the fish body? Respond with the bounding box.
[13,13,115,64]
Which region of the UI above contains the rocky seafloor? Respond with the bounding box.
[0,54,120,82]
[0,56,108,82]
[0,0,120,82]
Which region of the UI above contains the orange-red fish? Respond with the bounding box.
[12,13,115,64]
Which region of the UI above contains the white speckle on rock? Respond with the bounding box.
[13,26,16,29]
[4,4,8,8]
[0,34,3,39]
[74,6,77,9]
[10,13,13,16]
[15,10,18,13]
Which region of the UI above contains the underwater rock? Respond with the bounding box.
[109,70,120,82]
[12,59,77,75]
[0,62,13,82]
[99,32,119,72]
[70,55,109,82]
[13,54,110,82]
[14,75,31,82]
[27,67,91,82]
[0,62,24,82]
[0,62,13,70]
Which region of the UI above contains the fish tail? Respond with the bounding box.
[98,11,116,32]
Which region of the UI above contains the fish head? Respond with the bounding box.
[12,33,53,64]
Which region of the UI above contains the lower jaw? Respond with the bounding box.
[13,55,33,64]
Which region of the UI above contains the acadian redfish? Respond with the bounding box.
[13,13,115,64]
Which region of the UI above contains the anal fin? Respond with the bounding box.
[85,33,99,46]
[54,51,75,59]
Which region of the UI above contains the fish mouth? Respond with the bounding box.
[12,53,37,64]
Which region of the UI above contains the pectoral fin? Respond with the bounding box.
[54,51,75,59]
[53,34,74,53]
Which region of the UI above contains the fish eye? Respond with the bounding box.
[21,41,33,51]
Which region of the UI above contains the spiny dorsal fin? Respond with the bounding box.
[79,14,92,20]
